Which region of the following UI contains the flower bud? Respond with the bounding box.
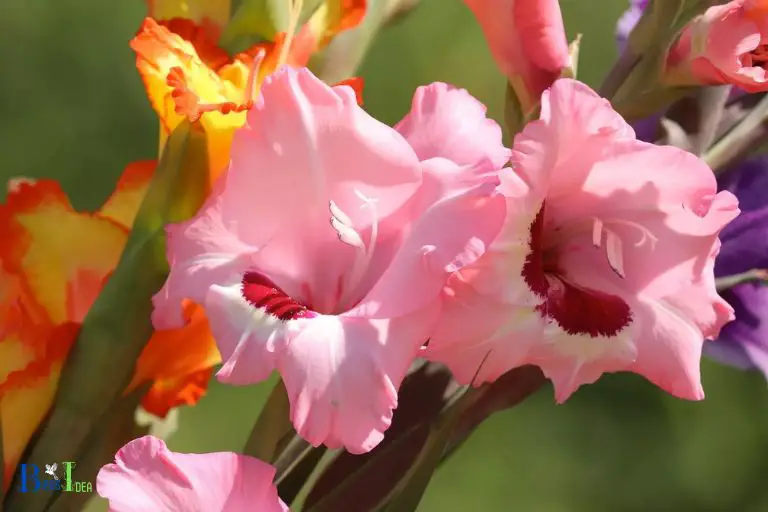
[666,0,768,92]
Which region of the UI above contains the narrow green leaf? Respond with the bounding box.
[243,379,294,464]
[309,0,390,84]
[303,363,453,511]
[5,121,209,512]
[376,388,481,512]
[46,384,152,512]
[219,0,292,51]
[716,269,768,291]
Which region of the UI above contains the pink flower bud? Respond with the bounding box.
[464,0,570,115]
[667,0,768,92]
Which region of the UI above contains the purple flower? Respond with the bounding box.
[707,158,768,377]
[616,0,649,52]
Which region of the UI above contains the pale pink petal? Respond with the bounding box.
[395,82,510,170]
[351,179,506,319]
[278,302,441,454]
[425,275,542,385]
[97,436,287,512]
[152,188,260,330]
[627,241,735,400]
[512,79,635,197]
[224,67,422,313]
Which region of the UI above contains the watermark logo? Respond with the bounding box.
[17,462,93,493]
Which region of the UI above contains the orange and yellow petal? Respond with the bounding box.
[131,18,251,181]
[127,302,220,418]
[159,18,230,71]
[306,0,367,50]
[0,180,129,324]
[97,160,157,230]
[147,0,232,41]
[1,322,78,491]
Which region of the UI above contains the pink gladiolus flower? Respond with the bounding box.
[96,436,287,511]
[463,0,570,114]
[668,0,768,91]
[152,67,508,453]
[424,78,740,402]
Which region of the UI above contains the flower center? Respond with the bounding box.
[749,45,768,68]
[241,272,313,321]
[521,205,633,337]
[329,190,380,311]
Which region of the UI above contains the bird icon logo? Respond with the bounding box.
[44,463,59,480]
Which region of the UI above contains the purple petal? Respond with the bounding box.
[616,1,649,52]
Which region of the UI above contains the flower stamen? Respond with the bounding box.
[278,0,304,69]
[328,191,380,310]
[591,217,658,279]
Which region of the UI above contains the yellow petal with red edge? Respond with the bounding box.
[147,0,232,41]
[1,321,78,492]
[0,180,129,324]
[306,0,367,50]
[126,301,220,418]
[131,18,251,183]
[97,160,157,230]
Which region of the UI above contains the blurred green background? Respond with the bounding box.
[2,0,768,510]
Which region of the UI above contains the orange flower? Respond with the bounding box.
[0,164,220,489]
[131,4,366,185]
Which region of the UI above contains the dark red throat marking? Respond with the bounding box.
[241,272,313,321]
[521,206,632,337]
[751,45,768,66]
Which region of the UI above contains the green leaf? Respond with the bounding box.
[46,384,152,512]
[303,363,454,511]
[375,387,481,512]
[4,121,209,512]
[503,81,528,140]
[219,0,292,50]
[243,379,294,463]
[309,0,390,84]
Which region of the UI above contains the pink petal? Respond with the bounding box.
[152,65,423,330]
[225,67,422,312]
[351,175,506,319]
[428,77,740,402]
[97,436,287,512]
[278,303,441,454]
[395,82,510,170]
[526,78,739,399]
[425,274,542,385]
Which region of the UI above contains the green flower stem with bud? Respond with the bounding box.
[4,121,209,512]
[716,269,768,291]
[605,0,716,120]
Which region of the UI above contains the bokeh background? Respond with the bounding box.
[2,0,768,510]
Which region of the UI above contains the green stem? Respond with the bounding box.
[599,49,641,100]
[704,94,768,172]
[716,269,768,291]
